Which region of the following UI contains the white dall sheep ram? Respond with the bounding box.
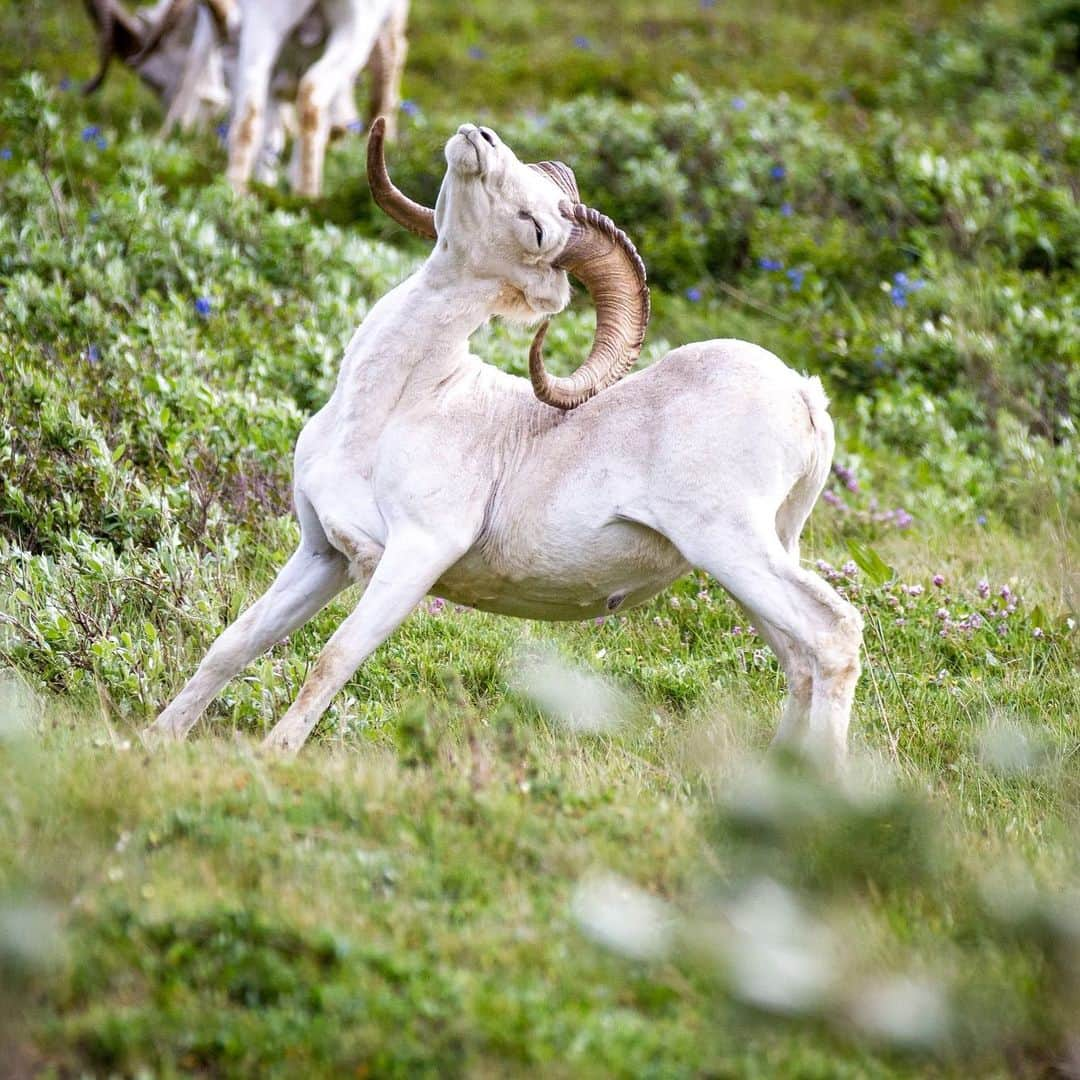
[151,120,863,765]
[224,0,409,197]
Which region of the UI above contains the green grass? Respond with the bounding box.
[1,0,1078,1074]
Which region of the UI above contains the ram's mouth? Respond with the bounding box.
[449,124,499,176]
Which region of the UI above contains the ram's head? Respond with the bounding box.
[368,117,650,411]
[80,0,234,96]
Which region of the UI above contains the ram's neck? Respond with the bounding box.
[333,252,503,414]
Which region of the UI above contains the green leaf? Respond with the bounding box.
[845,539,895,587]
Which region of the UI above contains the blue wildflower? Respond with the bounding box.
[81,125,101,142]
[0,147,11,161]
[731,96,747,111]
[685,287,702,302]
[195,296,212,318]
[786,267,804,290]
[890,285,907,308]
[59,75,72,91]
[346,119,365,134]
[758,257,783,271]
[573,35,591,49]
[95,135,107,150]
[216,121,229,145]
[770,163,786,180]
[89,210,100,223]
[873,345,885,356]
[87,344,101,364]
[467,45,487,60]
[401,99,420,117]
[780,201,793,217]
[701,0,717,7]
[976,514,987,526]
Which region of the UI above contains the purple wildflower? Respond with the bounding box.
[1000,584,1013,601]
[977,580,990,599]
[87,344,101,364]
[822,489,844,507]
[194,296,212,318]
[1032,627,1044,639]
[594,616,605,626]
[841,560,858,578]
[428,597,445,614]
[59,75,72,91]
[833,463,858,491]
[685,286,702,302]
[780,201,794,217]
[893,508,913,529]
[731,96,747,111]
[573,35,591,49]
[467,45,487,60]
[977,514,987,526]
[401,99,420,117]
[932,574,945,588]
[346,119,365,134]
[936,608,950,621]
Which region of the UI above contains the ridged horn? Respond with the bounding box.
[130,0,193,66]
[366,116,437,240]
[529,202,650,410]
[82,0,143,95]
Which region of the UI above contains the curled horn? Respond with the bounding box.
[82,0,144,94]
[366,116,437,240]
[130,0,194,66]
[529,202,650,410]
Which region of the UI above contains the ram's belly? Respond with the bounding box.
[432,519,690,621]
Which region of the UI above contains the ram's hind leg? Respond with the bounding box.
[672,521,862,767]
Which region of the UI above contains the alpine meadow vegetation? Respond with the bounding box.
[1,0,1078,1075]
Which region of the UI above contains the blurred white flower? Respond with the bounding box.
[977,715,1049,776]
[719,878,837,1015]
[847,974,951,1049]
[0,670,40,743]
[511,643,632,734]
[571,872,673,961]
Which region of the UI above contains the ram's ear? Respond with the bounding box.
[528,161,580,203]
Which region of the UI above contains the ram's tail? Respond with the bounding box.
[775,376,834,560]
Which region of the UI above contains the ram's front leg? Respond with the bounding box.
[262,530,467,752]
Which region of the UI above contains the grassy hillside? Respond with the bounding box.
[1,0,1078,1074]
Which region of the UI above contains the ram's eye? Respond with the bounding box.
[519,210,544,249]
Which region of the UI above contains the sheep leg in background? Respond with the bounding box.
[294,0,391,198]
[226,3,307,192]
[367,0,408,138]
[160,4,218,136]
[261,529,466,752]
[254,95,288,186]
